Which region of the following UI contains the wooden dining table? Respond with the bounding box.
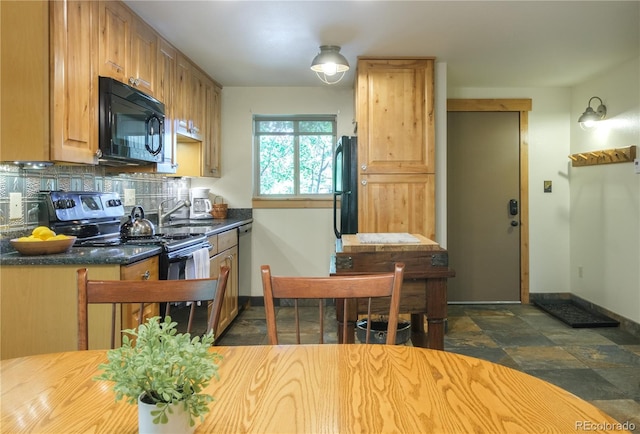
[1,344,628,433]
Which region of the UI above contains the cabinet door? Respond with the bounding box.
[156,38,178,173]
[98,1,131,83]
[0,0,49,161]
[175,54,191,136]
[358,173,435,240]
[189,66,206,140]
[120,256,160,332]
[356,58,435,174]
[175,54,203,140]
[210,245,238,336]
[50,0,99,164]
[129,18,157,95]
[219,246,238,335]
[202,80,222,178]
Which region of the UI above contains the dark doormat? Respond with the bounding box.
[533,300,620,328]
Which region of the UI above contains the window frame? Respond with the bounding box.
[253,114,337,200]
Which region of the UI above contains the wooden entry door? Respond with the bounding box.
[447,100,531,302]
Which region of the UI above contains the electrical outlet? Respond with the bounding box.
[124,189,136,206]
[9,192,22,219]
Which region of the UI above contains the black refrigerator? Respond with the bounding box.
[333,136,358,238]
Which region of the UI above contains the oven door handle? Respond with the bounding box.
[166,243,212,263]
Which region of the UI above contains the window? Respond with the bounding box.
[254,115,336,197]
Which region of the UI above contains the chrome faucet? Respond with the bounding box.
[158,198,191,226]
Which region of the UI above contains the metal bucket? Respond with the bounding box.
[356,320,411,345]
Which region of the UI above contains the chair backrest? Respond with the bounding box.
[261,263,404,345]
[77,265,230,350]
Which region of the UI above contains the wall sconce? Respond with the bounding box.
[310,45,349,85]
[578,96,607,130]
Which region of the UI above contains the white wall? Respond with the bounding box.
[193,86,355,296]
[570,57,640,323]
[195,61,640,325]
[447,87,572,295]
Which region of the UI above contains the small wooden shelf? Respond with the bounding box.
[569,145,636,167]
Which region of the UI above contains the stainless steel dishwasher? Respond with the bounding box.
[237,223,253,300]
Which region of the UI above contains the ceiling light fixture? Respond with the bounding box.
[578,96,607,130]
[310,45,350,85]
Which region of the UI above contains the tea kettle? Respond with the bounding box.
[120,206,155,240]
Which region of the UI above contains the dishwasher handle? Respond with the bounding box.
[238,223,252,234]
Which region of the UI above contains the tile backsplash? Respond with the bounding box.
[0,163,190,235]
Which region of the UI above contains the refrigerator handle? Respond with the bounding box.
[333,141,344,239]
[333,192,342,239]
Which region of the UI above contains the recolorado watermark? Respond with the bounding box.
[576,420,635,431]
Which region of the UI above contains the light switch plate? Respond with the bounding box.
[9,192,22,219]
[124,189,136,206]
[634,158,640,174]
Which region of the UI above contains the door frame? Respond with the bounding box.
[447,99,532,303]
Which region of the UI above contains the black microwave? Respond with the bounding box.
[98,76,165,166]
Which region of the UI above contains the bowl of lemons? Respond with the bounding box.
[10,226,77,256]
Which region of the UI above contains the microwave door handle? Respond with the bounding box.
[145,115,163,156]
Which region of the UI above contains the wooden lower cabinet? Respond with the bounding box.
[208,230,239,338]
[120,256,160,332]
[0,257,159,359]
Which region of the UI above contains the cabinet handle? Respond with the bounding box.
[128,77,135,85]
[95,149,103,158]
[361,164,367,171]
[142,270,150,280]
[361,180,367,186]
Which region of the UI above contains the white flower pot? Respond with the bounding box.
[138,394,195,434]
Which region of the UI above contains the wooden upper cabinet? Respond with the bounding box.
[98,1,130,83]
[1,0,98,165]
[356,58,435,174]
[202,81,222,178]
[50,0,100,164]
[189,67,206,139]
[1,0,50,161]
[129,18,157,95]
[155,38,177,173]
[98,1,156,95]
[175,54,204,141]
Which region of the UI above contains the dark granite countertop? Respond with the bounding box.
[0,217,252,266]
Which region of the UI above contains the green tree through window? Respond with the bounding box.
[254,115,336,197]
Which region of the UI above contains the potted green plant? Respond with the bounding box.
[94,316,222,433]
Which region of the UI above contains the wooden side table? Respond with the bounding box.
[331,234,455,350]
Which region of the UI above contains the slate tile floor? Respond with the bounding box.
[178,302,640,432]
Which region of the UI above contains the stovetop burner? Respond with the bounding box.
[76,232,207,251]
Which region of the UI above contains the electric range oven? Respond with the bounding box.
[39,191,211,281]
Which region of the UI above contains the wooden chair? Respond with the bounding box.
[261,263,405,345]
[77,266,229,350]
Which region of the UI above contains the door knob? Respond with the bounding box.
[510,220,519,227]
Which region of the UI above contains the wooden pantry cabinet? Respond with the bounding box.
[356,58,436,239]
